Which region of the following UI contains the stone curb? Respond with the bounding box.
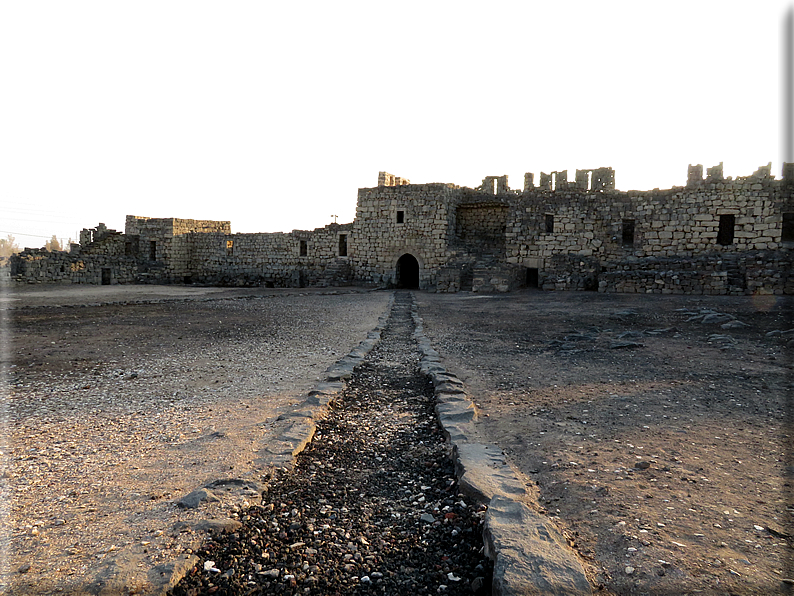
[410,292,592,596]
[78,293,395,595]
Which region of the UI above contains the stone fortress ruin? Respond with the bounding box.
[9,164,794,295]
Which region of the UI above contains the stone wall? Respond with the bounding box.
[10,229,138,285]
[10,164,794,295]
[182,224,352,287]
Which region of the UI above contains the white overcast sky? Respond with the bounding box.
[0,1,790,249]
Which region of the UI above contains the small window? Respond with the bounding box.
[149,241,156,261]
[338,234,348,257]
[717,214,735,245]
[545,214,554,234]
[782,212,794,242]
[299,239,307,257]
[226,240,234,256]
[622,219,635,247]
[396,210,405,224]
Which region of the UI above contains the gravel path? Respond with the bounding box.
[169,292,493,595]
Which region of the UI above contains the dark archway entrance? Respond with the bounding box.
[396,254,419,289]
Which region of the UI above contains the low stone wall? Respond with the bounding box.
[10,249,139,285]
[598,250,793,295]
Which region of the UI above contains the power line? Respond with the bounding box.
[0,230,60,239]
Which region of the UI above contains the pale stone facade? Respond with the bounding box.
[9,164,794,295]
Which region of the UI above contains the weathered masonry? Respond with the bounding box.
[9,164,794,295]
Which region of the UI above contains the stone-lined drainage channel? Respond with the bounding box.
[169,292,494,595]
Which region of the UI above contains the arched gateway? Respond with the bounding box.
[396,253,419,289]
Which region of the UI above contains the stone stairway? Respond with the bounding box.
[316,257,352,287]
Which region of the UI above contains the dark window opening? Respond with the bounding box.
[396,210,405,224]
[183,275,193,284]
[101,268,111,285]
[782,212,794,242]
[226,240,234,256]
[338,234,348,257]
[396,253,419,288]
[149,241,157,261]
[527,268,539,288]
[717,214,735,245]
[299,239,307,257]
[622,219,635,247]
[545,214,554,234]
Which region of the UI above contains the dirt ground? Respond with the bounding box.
[416,290,794,595]
[4,285,793,595]
[2,286,390,595]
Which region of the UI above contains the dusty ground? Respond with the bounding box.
[2,286,390,595]
[4,285,793,595]
[416,290,794,595]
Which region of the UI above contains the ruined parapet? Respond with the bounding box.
[783,163,794,186]
[554,170,568,190]
[378,171,410,187]
[574,169,589,189]
[706,162,724,182]
[478,175,509,195]
[538,172,552,191]
[752,162,773,179]
[78,223,116,246]
[687,164,704,187]
[591,168,615,191]
[523,173,534,192]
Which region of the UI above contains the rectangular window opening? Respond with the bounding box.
[622,219,635,247]
[226,240,234,256]
[717,214,735,245]
[338,234,348,257]
[782,212,794,242]
[299,239,308,257]
[149,241,156,261]
[396,210,405,224]
[545,214,554,234]
[587,171,593,191]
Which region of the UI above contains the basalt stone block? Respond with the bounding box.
[454,444,526,504]
[436,401,476,424]
[177,488,221,509]
[192,518,243,535]
[484,496,591,596]
[308,381,345,397]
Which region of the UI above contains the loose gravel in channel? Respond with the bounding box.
[169,293,494,596]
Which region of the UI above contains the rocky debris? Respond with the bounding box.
[169,293,494,595]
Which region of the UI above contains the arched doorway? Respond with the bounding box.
[396,253,419,289]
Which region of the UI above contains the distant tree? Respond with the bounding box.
[0,234,20,258]
[45,235,62,251]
